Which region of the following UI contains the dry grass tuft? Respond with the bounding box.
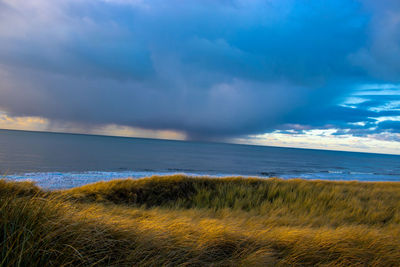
[1,175,400,266]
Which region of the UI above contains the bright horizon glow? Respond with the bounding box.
[0,112,186,141]
[1,113,399,155]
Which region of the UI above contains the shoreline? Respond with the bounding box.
[3,170,400,190]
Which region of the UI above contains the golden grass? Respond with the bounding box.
[1,175,400,266]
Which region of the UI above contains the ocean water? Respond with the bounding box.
[0,129,399,189]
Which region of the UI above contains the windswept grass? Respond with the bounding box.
[1,175,400,266]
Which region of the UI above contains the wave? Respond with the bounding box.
[4,169,400,190]
[3,170,244,190]
[327,170,346,174]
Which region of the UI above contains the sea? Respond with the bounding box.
[0,129,399,189]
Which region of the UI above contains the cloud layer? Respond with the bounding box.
[0,0,399,141]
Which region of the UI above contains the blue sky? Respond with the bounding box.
[0,0,399,154]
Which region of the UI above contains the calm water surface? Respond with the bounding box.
[0,129,399,189]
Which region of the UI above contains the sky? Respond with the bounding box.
[0,0,399,154]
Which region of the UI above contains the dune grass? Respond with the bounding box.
[1,175,400,266]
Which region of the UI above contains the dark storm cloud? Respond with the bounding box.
[0,0,399,139]
[350,0,400,81]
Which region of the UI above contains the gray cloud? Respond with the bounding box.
[0,0,399,140]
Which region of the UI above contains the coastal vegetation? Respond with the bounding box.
[1,175,400,266]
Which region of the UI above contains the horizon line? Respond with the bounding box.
[1,128,399,157]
